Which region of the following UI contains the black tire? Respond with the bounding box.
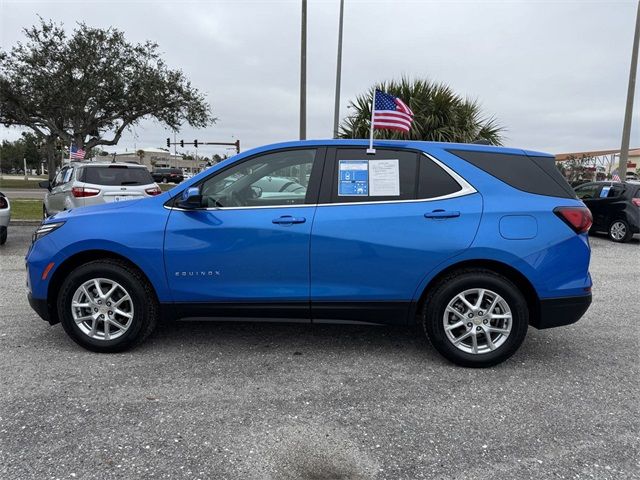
[0,226,7,245]
[608,219,632,243]
[42,204,48,220]
[161,177,168,184]
[57,259,158,352]
[422,268,529,368]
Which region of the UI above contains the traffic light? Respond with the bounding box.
[179,139,184,148]
[194,139,198,148]
[166,138,171,148]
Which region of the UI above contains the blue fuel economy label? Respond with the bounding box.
[338,160,369,196]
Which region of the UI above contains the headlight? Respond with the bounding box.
[32,222,65,243]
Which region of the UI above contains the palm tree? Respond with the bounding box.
[339,78,504,145]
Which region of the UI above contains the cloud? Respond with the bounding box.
[1,0,638,156]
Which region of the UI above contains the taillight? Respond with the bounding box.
[554,206,592,234]
[632,198,640,207]
[71,187,100,198]
[0,197,7,209]
[145,187,162,196]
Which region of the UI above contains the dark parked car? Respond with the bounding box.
[574,181,640,242]
[151,168,184,184]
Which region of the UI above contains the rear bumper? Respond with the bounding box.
[532,294,592,329]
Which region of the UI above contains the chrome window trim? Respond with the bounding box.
[165,152,477,212]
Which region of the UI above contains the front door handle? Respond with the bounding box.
[424,210,460,219]
[272,215,306,225]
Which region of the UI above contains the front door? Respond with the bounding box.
[164,148,324,319]
[310,147,482,324]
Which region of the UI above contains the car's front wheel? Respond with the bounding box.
[57,259,158,352]
[608,219,632,243]
[422,269,529,368]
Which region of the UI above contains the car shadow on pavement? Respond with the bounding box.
[147,319,450,361]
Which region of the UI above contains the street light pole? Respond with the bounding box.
[333,0,345,139]
[618,0,640,180]
[300,0,307,140]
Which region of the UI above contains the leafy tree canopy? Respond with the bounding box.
[0,18,215,158]
[339,78,504,145]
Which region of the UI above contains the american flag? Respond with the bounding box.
[70,145,85,160]
[373,90,414,133]
[611,168,621,182]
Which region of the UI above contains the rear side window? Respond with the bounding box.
[607,185,625,198]
[330,148,418,203]
[82,166,154,186]
[448,149,576,199]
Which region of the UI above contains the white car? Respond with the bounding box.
[0,192,10,245]
[41,162,162,217]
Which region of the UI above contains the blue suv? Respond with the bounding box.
[26,140,593,367]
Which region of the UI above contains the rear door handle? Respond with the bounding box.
[272,215,306,225]
[424,210,460,219]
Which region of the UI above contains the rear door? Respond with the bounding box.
[48,167,73,213]
[309,147,482,324]
[575,183,604,228]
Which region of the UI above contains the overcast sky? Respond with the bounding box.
[1,0,638,158]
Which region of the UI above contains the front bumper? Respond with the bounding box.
[28,293,54,324]
[532,294,592,329]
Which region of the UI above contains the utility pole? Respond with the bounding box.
[300,0,307,140]
[333,0,345,138]
[618,0,640,180]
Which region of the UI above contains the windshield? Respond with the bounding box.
[82,166,154,186]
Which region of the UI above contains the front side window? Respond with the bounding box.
[575,184,601,199]
[199,149,317,208]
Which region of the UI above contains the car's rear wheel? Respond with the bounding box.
[0,226,7,245]
[57,259,158,352]
[422,269,529,368]
[608,219,632,243]
[161,177,168,184]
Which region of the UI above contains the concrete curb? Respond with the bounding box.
[9,219,41,226]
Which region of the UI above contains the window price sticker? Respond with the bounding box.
[338,160,369,196]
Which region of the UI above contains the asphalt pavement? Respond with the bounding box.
[0,226,638,479]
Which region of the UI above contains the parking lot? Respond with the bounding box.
[0,226,638,479]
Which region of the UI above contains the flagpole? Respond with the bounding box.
[367,91,376,154]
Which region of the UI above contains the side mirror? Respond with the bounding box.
[39,180,51,190]
[250,186,262,198]
[177,187,202,209]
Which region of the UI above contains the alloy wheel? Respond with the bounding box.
[442,288,512,354]
[610,221,626,241]
[71,278,134,341]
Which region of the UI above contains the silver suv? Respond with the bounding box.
[40,162,161,217]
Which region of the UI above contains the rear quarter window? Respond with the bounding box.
[448,149,576,199]
[82,166,154,186]
[418,156,462,199]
